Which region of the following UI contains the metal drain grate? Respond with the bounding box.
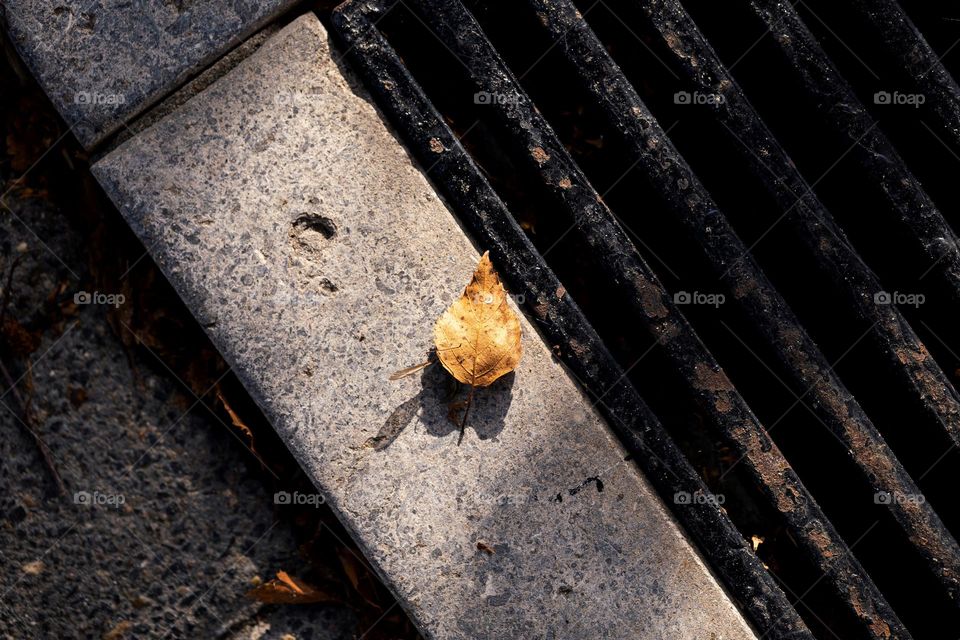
[331,1,960,637]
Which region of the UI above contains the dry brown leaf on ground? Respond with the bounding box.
[246,570,340,605]
[387,252,522,444]
[433,251,522,443]
[216,390,256,452]
[433,252,522,387]
[336,546,383,610]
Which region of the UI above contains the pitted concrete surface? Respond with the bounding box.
[92,13,758,639]
[1,0,299,148]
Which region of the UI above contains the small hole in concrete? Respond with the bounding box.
[292,214,337,239]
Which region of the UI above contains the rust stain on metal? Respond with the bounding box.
[870,619,892,640]
[664,31,680,51]
[663,30,698,68]
[732,276,760,300]
[808,527,836,559]
[531,146,550,164]
[714,395,732,413]
[777,326,803,347]
[895,344,929,366]
[532,297,549,320]
[568,338,588,360]
[655,320,680,344]
[633,273,669,319]
[769,476,801,513]
[692,362,734,392]
[818,386,853,424]
[849,591,892,639]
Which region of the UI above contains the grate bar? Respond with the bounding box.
[378,0,912,637]
[849,0,960,150]
[617,0,960,606]
[331,3,815,638]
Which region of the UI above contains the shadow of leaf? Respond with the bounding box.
[366,394,421,451]
[371,362,515,450]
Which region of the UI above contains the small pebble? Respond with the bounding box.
[21,560,44,575]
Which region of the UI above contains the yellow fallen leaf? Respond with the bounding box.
[434,251,522,387]
[434,252,522,442]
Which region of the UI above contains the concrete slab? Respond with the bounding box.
[91,13,758,639]
[1,0,299,148]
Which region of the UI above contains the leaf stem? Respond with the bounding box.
[457,384,476,446]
